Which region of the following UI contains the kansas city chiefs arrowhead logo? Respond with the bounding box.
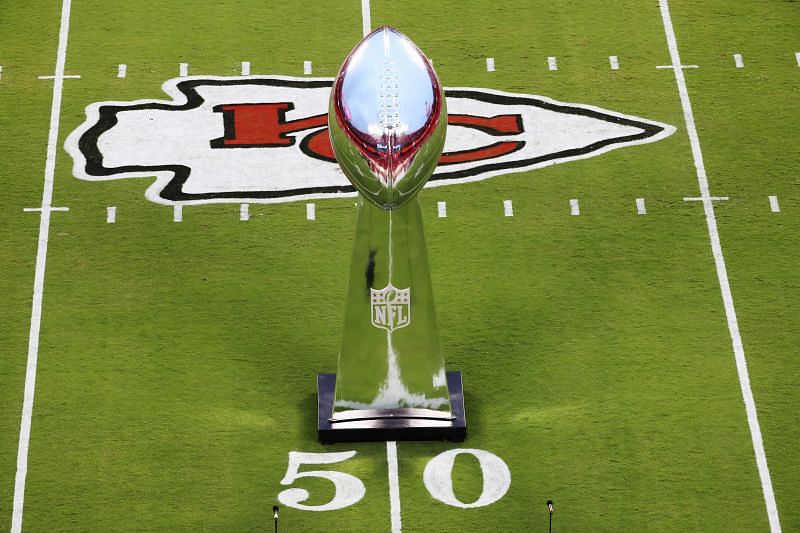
[65,76,675,205]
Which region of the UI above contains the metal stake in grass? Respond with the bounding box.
[547,499,554,533]
[272,505,279,533]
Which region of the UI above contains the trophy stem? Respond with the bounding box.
[332,195,451,418]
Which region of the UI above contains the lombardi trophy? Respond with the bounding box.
[317,26,466,442]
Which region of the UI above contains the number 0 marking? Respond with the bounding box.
[278,451,366,511]
[423,448,511,508]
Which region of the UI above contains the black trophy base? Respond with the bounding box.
[317,371,467,443]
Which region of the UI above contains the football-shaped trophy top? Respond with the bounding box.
[329,26,447,210]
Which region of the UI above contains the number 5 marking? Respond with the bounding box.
[277,451,366,511]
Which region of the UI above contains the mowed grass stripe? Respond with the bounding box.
[24,200,399,530]
[0,0,74,530]
[668,0,800,529]
[0,88,60,533]
[658,0,779,529]
[375,0,772,530]
[12,0,76,527]
[19,1,377,531]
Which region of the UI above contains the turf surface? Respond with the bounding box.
[1,0,797,531]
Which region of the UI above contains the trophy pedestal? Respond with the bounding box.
[317,371,467,443]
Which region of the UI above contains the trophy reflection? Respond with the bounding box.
[317,27,466,442]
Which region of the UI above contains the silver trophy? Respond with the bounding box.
[318,27,466,442]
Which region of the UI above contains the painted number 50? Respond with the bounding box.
[278,448,510,512]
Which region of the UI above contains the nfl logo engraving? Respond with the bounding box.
[370,284,411,332]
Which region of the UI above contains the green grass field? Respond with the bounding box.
[1,0,798,531]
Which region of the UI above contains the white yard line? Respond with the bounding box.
[658,1,781,531]
[241,61,250,76]
[240,203,250,221]
[306,203,316,221]
[386,441,402,533]
[179,62,188,77]
[656,64,698,69]
[636,197,647,215]
[23,207,68,213]
[683,195,730,202]
[117,64,126,78]
[683,196,728,202]
[795,52,800,67]
[503,199,513,217]
[0,65,4,80]
[609,55,619,70]
[361,0,371,37]
[12,0,73,531]
[548,56,558,71]
[768,196,780,213]
[570,198,580,216]
[303,60,312,75]
[734,53,744,68]
[173,205,183,222]
[106,206,116,224]
[486,57,495,72]
[437,201,447,218]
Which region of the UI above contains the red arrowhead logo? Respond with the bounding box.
[65,76,675,205]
